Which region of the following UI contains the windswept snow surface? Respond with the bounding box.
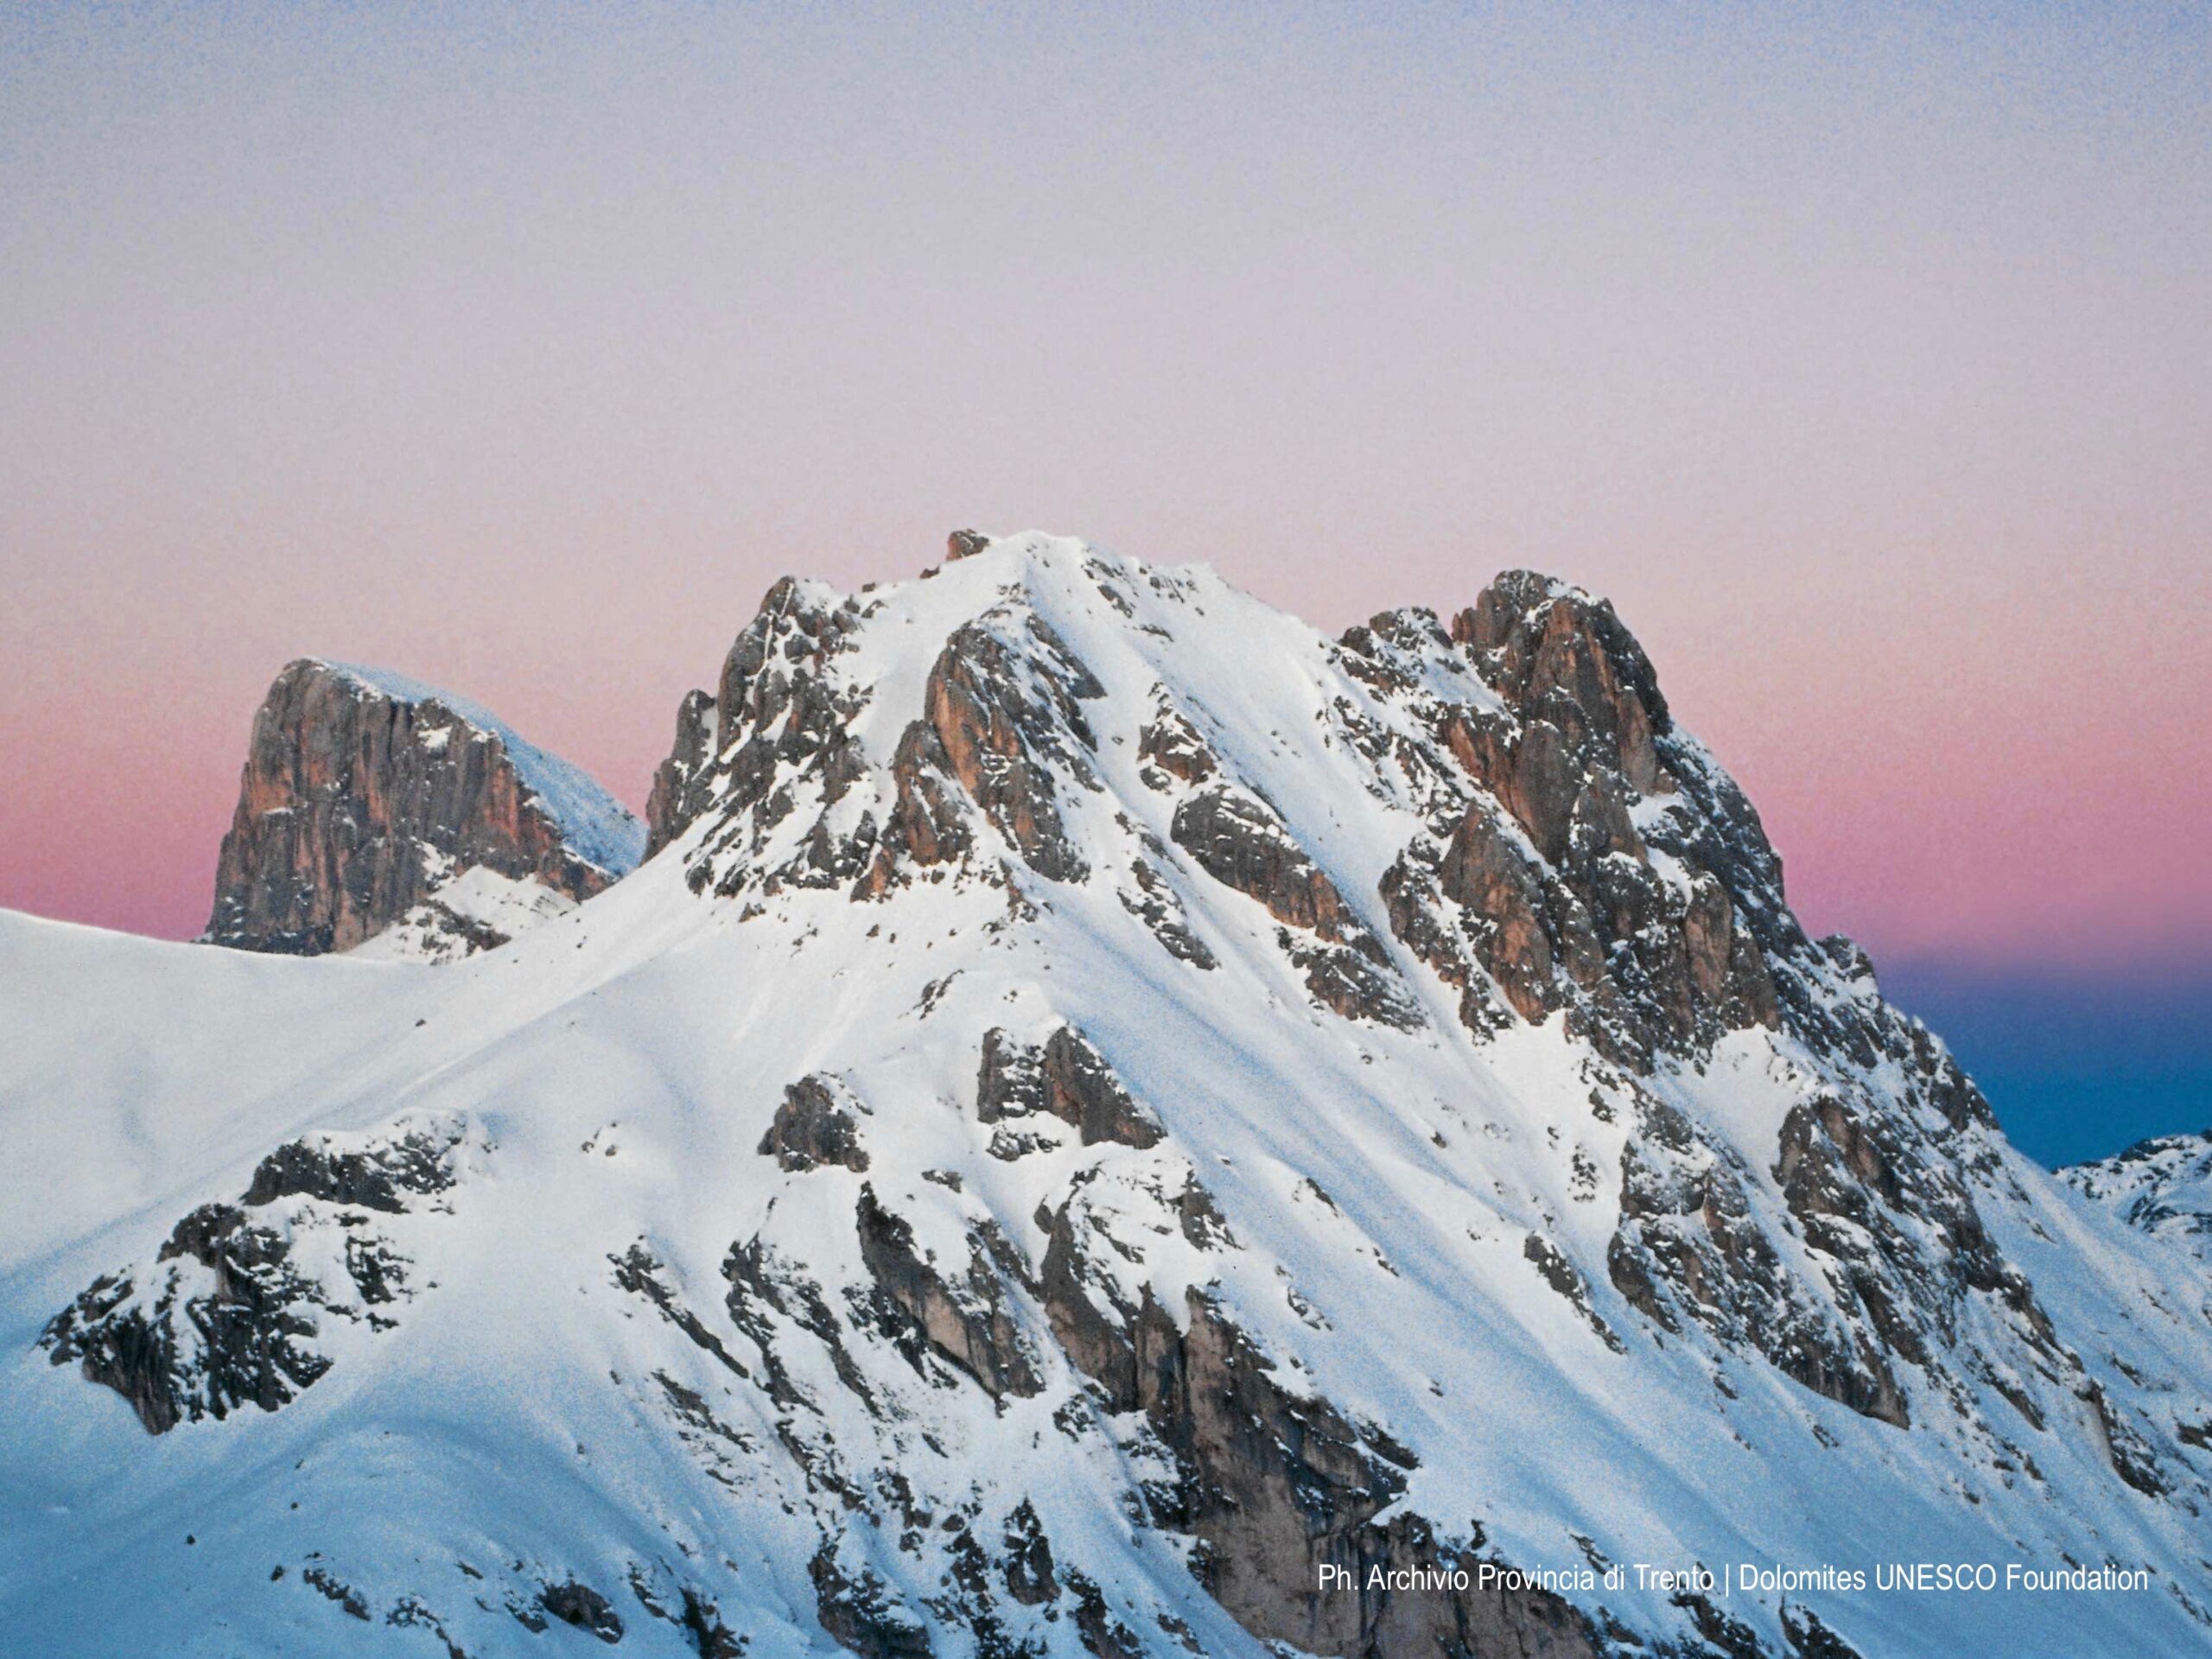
[320,660,646,877]
[4,536,2210,1656]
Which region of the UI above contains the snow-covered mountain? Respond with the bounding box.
[6,532,2210,1658]
[204,658,644,961]
[2066,1132,2212,1270]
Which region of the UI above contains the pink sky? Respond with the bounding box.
[3,4,2207,970]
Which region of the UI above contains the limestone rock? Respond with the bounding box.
[976,1025,1163,1149]
[206,659,640,957]
[759,1075,872,1173]
[645,687,720,857]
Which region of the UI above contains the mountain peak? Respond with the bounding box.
[205,658,642,958]
[16,531,2212,1658]
[1452,569,1672,783]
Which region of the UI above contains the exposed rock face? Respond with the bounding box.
[976,1025,1163,1149]
[1135,704,1217,786]
[1171,785,1357,939]
[885,611,1105,887]
[41,1118,468,1433]
[645,687,720,857]
[1001,1500,1058,1605]
[1359,575,1780,1070]
[1452,570,1671,797]
[539,1579,624,1643]
[855,1186,1041,1400]
[206,659,641,956]
[243,1122,461,1211]
[1117,849,1217,969]
[1325,581,2067,1438]
[1169,785,1418,1027]
[759,1074,873,1173]
[1036,1227,1599,1659]
[1612,1090,1914,1429]
[647,547,1119,906]
[810,1541,936,1658]
[41,1203,331,1436]
[652,576,880,898]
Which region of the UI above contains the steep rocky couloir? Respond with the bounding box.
[205,658,642,956]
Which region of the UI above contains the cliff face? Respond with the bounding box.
[644,687,719,859]
[205,659,643,957]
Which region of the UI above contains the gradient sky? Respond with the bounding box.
[3,3,2206,1163]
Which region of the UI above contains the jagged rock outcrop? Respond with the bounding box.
[538,1579,625,1643]
[1036,1217,1599,1659]
[873,607,1106,891]
[655,576,880,899]
[41,1117,468,1433]
[1169,784,1418,1026]
[810,1541,937,1658]
[205,659,641,956]
[242,1122,462,1211]
[1118,848,1218,969]
[1325,581,2078,1439]
[645,687,720,857]
[1610,1090,1914,1429]
[1353,577,1779,1070]
[651,543,1121,905]
[40,1202,332,1435]
[976,1025,1163,1149]
[1135,704,1217,786]
[855,1186,1042,1401]
[1170,785,1357,938]
[946,528,992,563]
[759,1074,873,1173]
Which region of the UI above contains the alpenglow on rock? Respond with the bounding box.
[203,658,644,959]
[9,532,2212,1659]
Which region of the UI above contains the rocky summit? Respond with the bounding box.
[5,531,2212,1658]
[204,658,644,960]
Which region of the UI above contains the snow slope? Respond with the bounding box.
[353,867,584,965]
[4,535,2210,1658]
